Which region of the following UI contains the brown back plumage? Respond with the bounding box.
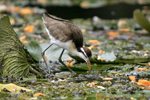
[43,13,83,48]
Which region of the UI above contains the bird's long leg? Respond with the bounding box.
[59,49,76,74]
[42,44,53,74]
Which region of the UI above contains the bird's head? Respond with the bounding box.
[77,47,92,71]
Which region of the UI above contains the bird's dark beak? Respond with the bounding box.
[86,59,92,71]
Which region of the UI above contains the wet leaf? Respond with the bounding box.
[0,16,33,77]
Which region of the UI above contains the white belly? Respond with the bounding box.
[43,21,78,54]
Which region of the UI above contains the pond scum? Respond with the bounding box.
[0,1,150,100]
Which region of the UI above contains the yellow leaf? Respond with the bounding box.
[103,77,113,81]
[0,83,32,93]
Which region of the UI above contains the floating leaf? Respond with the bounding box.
[0,83,31,93]
[133,9,150,33]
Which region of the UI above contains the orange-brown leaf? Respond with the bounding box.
[148,62,150,66]
[109,37,116,40]
[66,62,70,67]
[129,76,135,82]
[33,93,43,97]
[88,45,94,50]
[135,68,147,71]
[13,6,20,12]
[138,79,150,87]
[90,82,95,86]
[119,29,130,32]
[108,31,119,36]
[20,36,26,41]
[88,40,99,44]
[98,50,105,54]
[66,62,73,67]
[44,55,47,59]
[24,25,34,33]
[20,8,32,15]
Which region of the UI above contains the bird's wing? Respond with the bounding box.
[42,13,83,47]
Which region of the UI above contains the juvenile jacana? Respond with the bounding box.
[42,13,92,74]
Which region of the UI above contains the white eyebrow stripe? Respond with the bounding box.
[80,47,88,57]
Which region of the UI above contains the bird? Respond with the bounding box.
[42,13,92,74]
